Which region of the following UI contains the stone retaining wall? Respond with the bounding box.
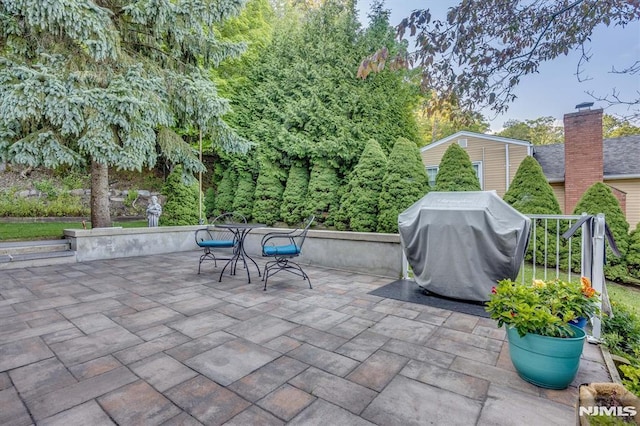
[63,226,403,278]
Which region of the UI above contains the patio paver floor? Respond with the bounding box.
[0,251,611,425]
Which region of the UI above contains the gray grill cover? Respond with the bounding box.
[398,191,530,302]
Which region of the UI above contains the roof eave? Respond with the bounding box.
[545,173,640,183]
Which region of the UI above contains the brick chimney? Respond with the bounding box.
[563,107,603,214]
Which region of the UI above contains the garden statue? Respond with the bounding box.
[146,195,162,227]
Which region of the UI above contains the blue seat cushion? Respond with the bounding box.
[263,244,300,256]
[198,240,236,248]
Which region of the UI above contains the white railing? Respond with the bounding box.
[401,213,607,340]
[526,213,606,340]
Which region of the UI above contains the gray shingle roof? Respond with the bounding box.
[533,135,640,180]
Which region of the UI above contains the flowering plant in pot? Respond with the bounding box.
[486,277,600,338]
[485,277,600,389]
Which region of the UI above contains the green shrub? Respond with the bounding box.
[34,179,59,199]
[603,301,640,358]
[232,170,256,221]
[252,159,285,226]
[503,156,563,266]
[619,364,640,397]
[281,163,309,225]
[305,158,340,225]
[338,139,387,232]
[0,192,87,217]
[627,223,640,279]
[377,137,429,233]
[204,187,216,220]
[572,183,630,281]
[213,167,238,215]
[161,165,200,226]
[434,143,481,191]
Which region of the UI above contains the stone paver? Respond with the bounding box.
[98,380,181,425]
[186,339,280,386]
[477,384,573,426]
[257,383,316,421]
[0,251,613,425]
[289,367,378,415]
[362,375,483,425]
[39,400,115,426]
[165,376,250,425]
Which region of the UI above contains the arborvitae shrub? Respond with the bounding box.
[213,168,238,215]
[252,159,284,225]
[627,223,640,279]
[281,163,310,225]
[204,187,216,219]
[161,165,200,226]
[503,156,563,265]
[305,158,340,225]
[434,143,481,191]
[232,170,256,220]
[377,137,429,233]
[338,139,387,232]
[572,182,630,281]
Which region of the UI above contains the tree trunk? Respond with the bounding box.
[90,160,111,228]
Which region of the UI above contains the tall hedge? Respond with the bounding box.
[161,165,200,226]
[252,159,284,225]
[434,143,481,191]
[572,182,630,281]
[213,167,238,215]
[281,163,310,225]
[503,156,562,266]
[232,170,256,220]
[377,137,429,233]
[338,139,388,232]
[305,158,340,225]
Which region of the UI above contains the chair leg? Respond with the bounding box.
[198,248,217,274]
[261,258,311,290]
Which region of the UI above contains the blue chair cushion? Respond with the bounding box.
[263,244,300,256]
[198,240,236,248]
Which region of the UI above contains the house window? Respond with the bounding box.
[472,161,483,189]
[426,162,483,189]
[426,166,438,187]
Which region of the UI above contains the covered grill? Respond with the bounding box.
[398,191,530,302]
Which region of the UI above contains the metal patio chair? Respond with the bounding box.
[260,215,315,291]
[195,212,246,274]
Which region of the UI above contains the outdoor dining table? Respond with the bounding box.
[214,222,265,284]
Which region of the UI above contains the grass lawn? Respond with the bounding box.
[0,220,148,241]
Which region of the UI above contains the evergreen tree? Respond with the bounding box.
[281,163,310,225]
[161,166,200,226]
[214,168,238,215]
[0,1,251,227]
[252,158,285,225]
[204,187,217,220]
[503,156,561,214]
[377,137,429,233]
[434,144,481,191]
[228,0,420,200]
[503,155,563,266]
[573,182,630,281]
[232,169,256,220]
[338,139,387,232]
[305,158,341,225]
[627,223,640,279]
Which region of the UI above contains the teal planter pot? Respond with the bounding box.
[506,325,586,390]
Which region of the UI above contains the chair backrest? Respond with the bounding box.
[293,215,315,250]
[211,212,246,241]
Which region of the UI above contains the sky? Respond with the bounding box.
[356,0,640,132]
